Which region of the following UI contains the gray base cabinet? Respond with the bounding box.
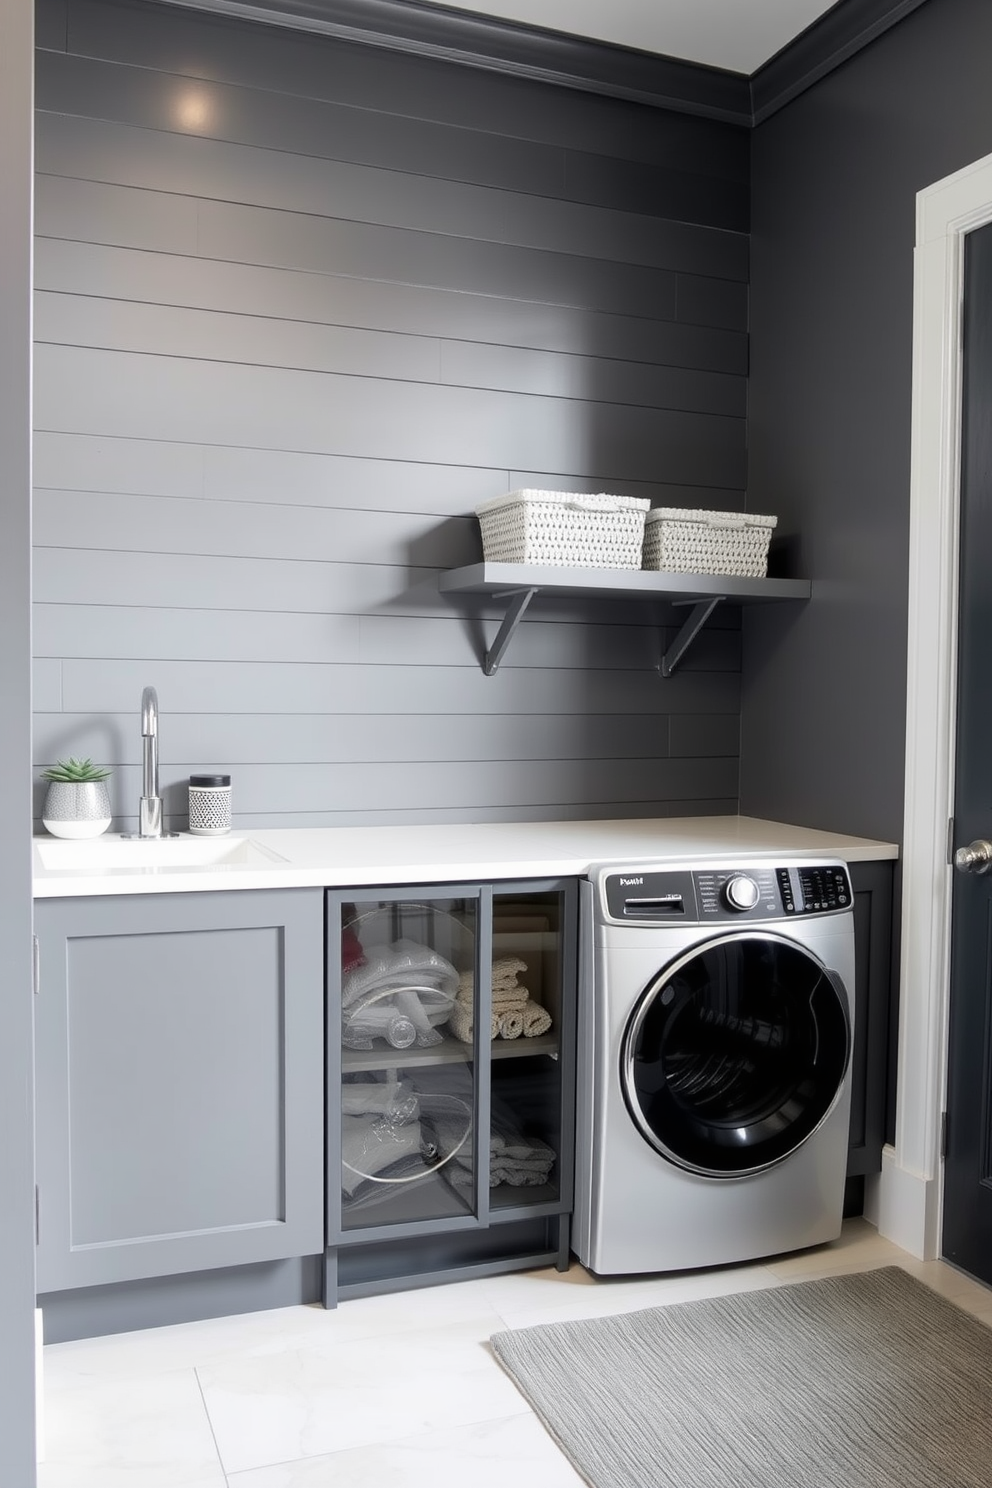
[34,888,325,1294]
[324,879,578,1304]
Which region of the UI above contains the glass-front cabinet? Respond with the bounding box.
[325,879,576,1302]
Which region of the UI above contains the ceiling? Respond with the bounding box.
[414,0,842,76]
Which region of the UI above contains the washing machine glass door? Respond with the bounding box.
[621,931,851,1178]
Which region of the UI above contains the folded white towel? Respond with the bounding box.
[522,999,552,1038]
[457,958,529,1002]
[493,955,528,983]
[447,1001,499,1044]
[497,1009,523,1039]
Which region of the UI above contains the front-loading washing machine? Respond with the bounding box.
[573,858,856,1275]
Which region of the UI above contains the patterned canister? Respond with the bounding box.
[188,774,232,836]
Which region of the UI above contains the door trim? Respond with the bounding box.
[878,150,992,1259]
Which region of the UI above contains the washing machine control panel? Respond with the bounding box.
[601,862,852,923]
[694,868,781,918]
[776,864,852,915]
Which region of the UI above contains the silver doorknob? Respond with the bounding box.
[954,839,992,874]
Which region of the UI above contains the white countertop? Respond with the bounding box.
[32,816,899,898]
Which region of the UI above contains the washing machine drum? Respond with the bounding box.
[621,931,851,1179]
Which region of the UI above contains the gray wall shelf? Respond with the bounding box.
[438,563,812,676]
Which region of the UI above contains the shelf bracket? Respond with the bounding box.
[483,587,538,675]
[660,597,724,677]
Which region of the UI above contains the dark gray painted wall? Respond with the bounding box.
[1,0,38,1477]
[33,0,750,832]
[742,0,992,843]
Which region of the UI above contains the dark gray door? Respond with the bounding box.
[943,218,992,1284]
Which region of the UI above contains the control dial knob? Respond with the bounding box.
[724,874,760,912]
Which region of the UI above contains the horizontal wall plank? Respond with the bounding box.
[33,710,676,768]
[57,658,740,718]
[34,292,441,386]
[32,548,748,635]
[32,431,508,514]
[36,49,568,200]
[37,50,748,231]
[193,201,682,323]
[33,604,742,673]
[33,488,480,569]
[35,290,746,417]
[677,273,749,333]
[34,291,746,417]
[36,711,690,773]
[562,147,747,230]
[35,111,746,281]
[36,176,200,257]
[33,549,431,616]
[34,430,748,517]
[670,713,741,758]
[34,660,62,713]
[35,236,748,373]
[35,347,747,488]
[436,341,745,418]
[34,797,741,833]
[33,756,739,820]
[36,0,67,51]
[64,0,750,176]
[508,470,746,507]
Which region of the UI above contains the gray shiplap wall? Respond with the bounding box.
[33,0,749,830]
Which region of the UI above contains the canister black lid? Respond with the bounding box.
[189,774,231,787]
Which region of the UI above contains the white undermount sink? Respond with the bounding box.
[34,834,289,873]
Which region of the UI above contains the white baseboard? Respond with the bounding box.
[867,1145,941,1260]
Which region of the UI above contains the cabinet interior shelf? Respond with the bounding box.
[438,563,813,677]
[342,1031,558,1074]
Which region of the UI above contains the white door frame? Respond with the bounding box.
[867,150,992,1259]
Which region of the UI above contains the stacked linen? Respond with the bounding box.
[448,955,552,1043]
[340,1075,474,1206]
[340,1077,424,1199]
[341,937,459,1050]
[433,1087,556,1192]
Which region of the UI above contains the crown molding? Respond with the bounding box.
[750,0,931,123]
[150,0,930,126]
[150,0,753,124]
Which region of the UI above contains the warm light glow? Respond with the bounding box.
[174,91,212,132]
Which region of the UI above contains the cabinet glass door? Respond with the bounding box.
[488,888,567,1211]
[338,894,479,1231]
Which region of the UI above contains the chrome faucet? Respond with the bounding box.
[139,685,162,838]
[125,686,177,840]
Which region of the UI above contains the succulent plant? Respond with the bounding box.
[41,757,112,783]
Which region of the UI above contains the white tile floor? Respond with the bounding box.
[37,1219,992,1487]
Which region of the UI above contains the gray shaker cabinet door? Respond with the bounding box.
[34,889,324,1292]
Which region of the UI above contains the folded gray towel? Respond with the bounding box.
[491,1159,553,1186]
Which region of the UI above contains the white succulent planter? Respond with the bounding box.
[42,781,113,839]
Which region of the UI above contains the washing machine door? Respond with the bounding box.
[621,931,851,1178]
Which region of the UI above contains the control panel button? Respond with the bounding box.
[724,874,760,912]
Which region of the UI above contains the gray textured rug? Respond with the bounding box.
[490,1266,992,1488]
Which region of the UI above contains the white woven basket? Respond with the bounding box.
[642,507,777,577]
[475,490,650,569]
